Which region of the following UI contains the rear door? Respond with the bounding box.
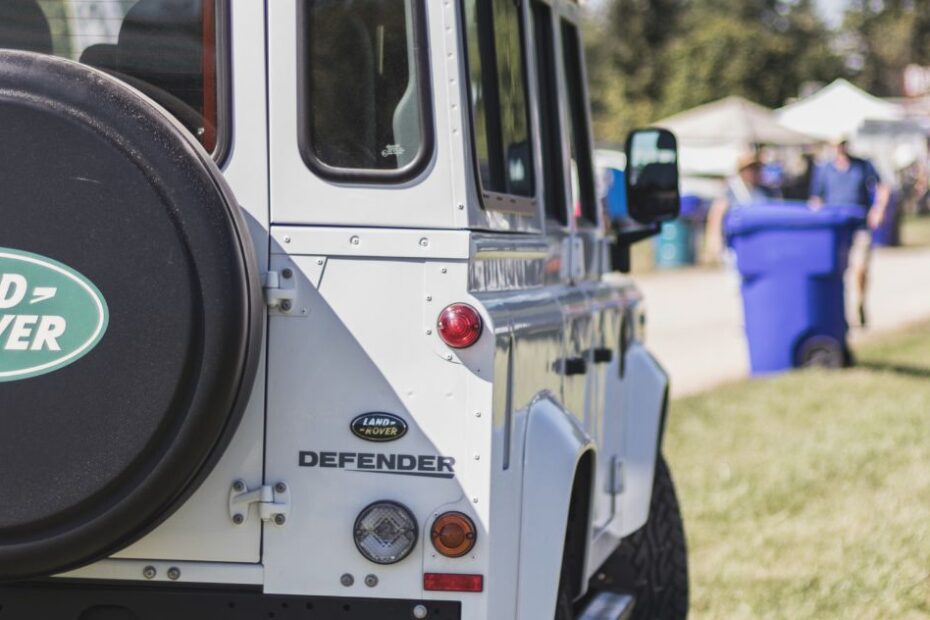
[114,0,270,563]
[0,0,269,563]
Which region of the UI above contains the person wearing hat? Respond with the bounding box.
[809,137,890,327]
[705,152,779,261]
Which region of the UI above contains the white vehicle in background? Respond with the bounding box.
[0,1,687,619]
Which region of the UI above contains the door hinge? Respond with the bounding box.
[229,480,291,526]
[263,270,297,313]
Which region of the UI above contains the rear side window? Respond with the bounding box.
[561,20,597,226]
[463,0,536,209]
[0,0,225,154]
[298,0,432,182]
[531,0,566,225]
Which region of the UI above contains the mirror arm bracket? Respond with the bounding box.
[610,224,661,274]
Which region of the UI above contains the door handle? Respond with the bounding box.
[592,347,613,364]
[555,357,588,376]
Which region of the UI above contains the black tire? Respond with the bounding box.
[589,456,689,620]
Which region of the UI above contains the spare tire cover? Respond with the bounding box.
[0,52,262,581]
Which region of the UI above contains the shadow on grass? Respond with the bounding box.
[858,360,930,379]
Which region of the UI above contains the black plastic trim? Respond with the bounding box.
[0,582,462,620]
[555,357,588,376]
[592,347,613,364]
[295,0,435,184]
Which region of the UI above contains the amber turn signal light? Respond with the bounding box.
[430,512,477,558]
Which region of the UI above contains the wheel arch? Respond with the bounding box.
[515,394,594,620]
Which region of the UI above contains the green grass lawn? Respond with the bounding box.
[903,215,930,248]
[665,323,930,619]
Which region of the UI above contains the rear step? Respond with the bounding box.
[577,592,635,620]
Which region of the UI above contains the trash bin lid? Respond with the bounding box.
[0,52,262,580]
[725,203,865,237]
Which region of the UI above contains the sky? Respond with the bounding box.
[817,0,849,28]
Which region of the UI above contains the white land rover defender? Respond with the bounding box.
[0,1,688,618]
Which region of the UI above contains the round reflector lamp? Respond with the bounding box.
[437,303,483,349]
[430,512,477,558]
[353,501,419,565]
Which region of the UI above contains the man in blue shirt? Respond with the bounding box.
[810,139,890,327]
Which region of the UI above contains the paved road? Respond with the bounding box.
[637,245,930,397]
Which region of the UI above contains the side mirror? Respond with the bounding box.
[625,128,681,225]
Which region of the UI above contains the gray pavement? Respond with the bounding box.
[637,245,930,397]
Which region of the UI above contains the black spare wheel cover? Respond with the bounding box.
[0,52,262,581]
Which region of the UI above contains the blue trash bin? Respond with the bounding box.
[725,204,866,374]
[604,168,628,221]
[654,195,706,269]
[871,191,901,247]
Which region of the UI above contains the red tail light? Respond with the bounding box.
[424,573,484,593]
[437,304,483,349]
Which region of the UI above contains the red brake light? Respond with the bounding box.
[437,304,483,349]
[423,573,484,593]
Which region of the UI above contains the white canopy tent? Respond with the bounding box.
[778,80,922,183]
[777,79,906,140]
[656,96,814,177]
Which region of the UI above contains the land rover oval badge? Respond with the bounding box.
[351,412,408,442]
[0,248,109,382]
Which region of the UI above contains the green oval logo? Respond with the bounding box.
[0,248,109,382]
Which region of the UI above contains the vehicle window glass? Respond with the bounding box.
[464,0,535,199]
[561,20,596,225]
[301,0,427,177]
[532,0,566,225]
[0,0,223,152]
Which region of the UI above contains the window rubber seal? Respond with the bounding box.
[211,0,233,168]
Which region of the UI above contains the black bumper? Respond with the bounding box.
[0,581,462,619]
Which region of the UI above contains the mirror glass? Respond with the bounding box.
[625,128,681,224]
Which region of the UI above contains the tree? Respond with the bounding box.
[843,0,930,96]
[662,0,844,114]
[585,0,843,144]
[584,0,688,144]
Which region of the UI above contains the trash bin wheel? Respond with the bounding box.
[797,336,845,369]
